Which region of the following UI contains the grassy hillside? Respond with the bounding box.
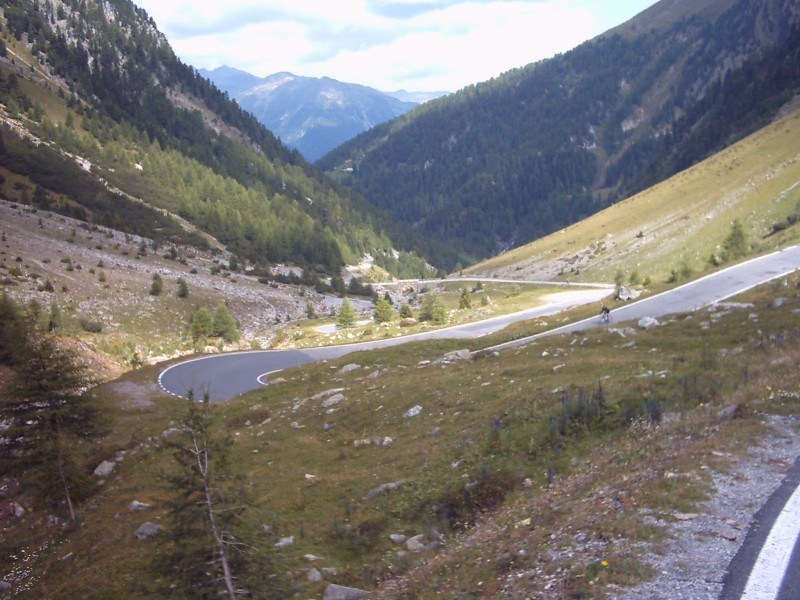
[3,268,799,598]
[468,106,800,286]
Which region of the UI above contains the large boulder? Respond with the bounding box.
[435,349,471,364]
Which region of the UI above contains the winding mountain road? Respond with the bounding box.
[159,245,800,402]
[158,244,800,598]
[158,286,613,402]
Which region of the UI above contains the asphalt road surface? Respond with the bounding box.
[720,454,800,600]
[158,287,613,402]
[489,244,800,351]
[160,245,800,401]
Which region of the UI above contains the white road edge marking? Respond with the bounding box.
[256,370,283,386]
[741,479,800,599]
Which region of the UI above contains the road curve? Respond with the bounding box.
[158,287,613,402]
[720,454,800,600]
[160,245,800,402]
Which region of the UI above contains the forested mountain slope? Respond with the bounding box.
[318,0,800,271]
[0,0,431,278]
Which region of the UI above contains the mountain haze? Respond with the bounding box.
[200,66,422,161]
[318,0,800,270]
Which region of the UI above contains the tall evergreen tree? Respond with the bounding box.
[336,298,357,329]
[0,292,27,367]
[419,293,447,324]
[373,296,394,323]
[158,394,285,599]
[0,332,101,521]
[190,307,213,342]
[721,219,750,262]
[212,302,239,343]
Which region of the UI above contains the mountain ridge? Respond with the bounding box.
[318,0,800,271]
[199,66,434,161]
[0,0,433,279]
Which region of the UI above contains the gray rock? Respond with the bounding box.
[364,479,407,500]
[307,568,322,582]
[771,297,788,308]
[406,534,426,552]
[275,535,294,548]
[0,581,11,591]
[436,349,471,363]
[312,388,346,401]
[390,533,407,544]
[616,286,641,301]
[135,522,164,540]
[717,404,743,421]
[93,460,116,478]
[368,368,389,379]
[337,363,361,375]
[321,393,344,408]
[323,584,370,600]
[322,567,338,577]
[404,405,423,418]
[128,500,151,511]
[638,316,660,330]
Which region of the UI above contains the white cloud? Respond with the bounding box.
[137,0,654,92]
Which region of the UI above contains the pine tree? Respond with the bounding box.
[399,303,413,319]
[419,293,447,324]
[150,273,163,296]
[0,293,27,367]
[190,307,213,341]
[336,298,357,328]
[212,302,239,343]
[458,288,472,310]
[721,219,750,262]
[158,395,285,599]
[0,332,101,520]
[373,296,394,323]
[177,277,189,298]
[305,302,317,319]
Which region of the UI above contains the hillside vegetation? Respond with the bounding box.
[468,106,800,285]
[2,259,799,598]
[319,0,800,270]
[2,0,800,598]
[0,0,431,278]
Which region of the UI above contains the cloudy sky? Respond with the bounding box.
[135,0,656,93]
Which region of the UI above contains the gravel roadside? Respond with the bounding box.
[613,413,800,600]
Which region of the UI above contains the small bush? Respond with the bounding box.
[437,469,518,529]
[79,318,103,333]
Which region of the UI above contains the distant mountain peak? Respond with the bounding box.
[202,67,434,161]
